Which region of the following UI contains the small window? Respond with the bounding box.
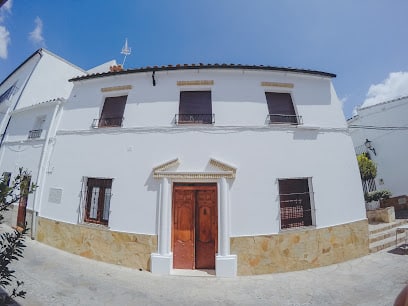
[265,92,300,124]
[84,178,112,225]
[2,172,11,186]
[176,91,214,124]
[28,115,46,139]
[97,96,127,127]
[278,178,313,229]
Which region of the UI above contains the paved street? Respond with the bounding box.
[3,234,406,306]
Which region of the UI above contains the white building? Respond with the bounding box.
[34,63,367,277]
[348,96,408,207]
[0,48,84,230]
[0,57,368,277]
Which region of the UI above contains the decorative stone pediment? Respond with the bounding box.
[153,158,236,179]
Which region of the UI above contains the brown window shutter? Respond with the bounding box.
[265,92,296,116]
[179,91,212,114]
[100,96,127,127]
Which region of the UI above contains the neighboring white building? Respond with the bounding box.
[0,48,85,230]
[30,63,367,277]
[348,96,408,203]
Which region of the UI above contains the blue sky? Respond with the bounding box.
[1,0,408,118]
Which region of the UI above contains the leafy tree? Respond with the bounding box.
[0,168,36,305]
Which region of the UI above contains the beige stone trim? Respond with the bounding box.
[177,80,214,86]
[152,158,180,173]
[261,82,294,88]
[153,158,236,179]
[101,85,132,92]
[154,171,235,180]
[209,158,236,177]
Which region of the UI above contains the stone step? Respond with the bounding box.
[369,233,408,253]
[369,219,408,235]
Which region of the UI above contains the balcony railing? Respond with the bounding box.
[175,114,215,125]
[267,114,302,125]
[28,129,42,139]
[92,117,124,128]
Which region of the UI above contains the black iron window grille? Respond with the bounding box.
[28,129,42,139]
[267,114,302,125]
[92,117,124,128]
[279,179,313,229]
[175,113,215,124]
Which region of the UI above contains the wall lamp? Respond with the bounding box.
[364,139,376,156]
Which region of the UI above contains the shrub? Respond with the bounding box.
[364,190,391,203]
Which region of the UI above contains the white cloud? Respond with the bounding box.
[0,0,12,59]
[361,72,408,108]
[0,0,12,23]
[29,16,45,46]
[0,25,10,59]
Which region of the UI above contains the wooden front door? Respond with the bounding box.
[17,176,31,228]
[172,183,217,269]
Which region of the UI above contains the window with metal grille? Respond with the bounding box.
[278,178,313,229]
[265,92,300,124]
[97,96,127,127]
[176,91,214,124]
[84,178,112,225]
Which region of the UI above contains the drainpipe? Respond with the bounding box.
[30,99,63,239]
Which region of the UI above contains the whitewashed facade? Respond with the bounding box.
[0,49,84,229]
[348,96,408,198]
[31,64,367,277]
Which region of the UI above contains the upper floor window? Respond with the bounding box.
[265,92,301,125]
[94,95,127,128]
[278,178,314,229]
[84,178,112,225]
[176,91,214,124]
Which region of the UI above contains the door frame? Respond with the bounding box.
[172,182,218,270]
[151,157,237,277]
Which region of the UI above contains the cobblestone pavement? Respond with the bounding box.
[4,236,408,305]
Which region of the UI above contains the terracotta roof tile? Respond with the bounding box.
[69,63,336,82]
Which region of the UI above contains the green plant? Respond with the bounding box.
[357,153,377,180]
[0,168,36,304]
[364,190,391,203]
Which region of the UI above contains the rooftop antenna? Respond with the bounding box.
[121,38,131,67]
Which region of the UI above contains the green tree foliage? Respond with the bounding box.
[0,168,36,305]
[357,153,377,180]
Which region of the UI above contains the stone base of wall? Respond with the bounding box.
[366,207,395,223]
[231,219,368,275]
[36,217,157,271]
[381,195,408,211]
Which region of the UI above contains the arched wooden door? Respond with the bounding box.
[172,183,217,269]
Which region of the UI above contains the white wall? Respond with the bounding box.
[349,97,408,197]
[40,68,366,236]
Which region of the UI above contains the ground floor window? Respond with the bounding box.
[278,178,313,229]
[84,178,112,225]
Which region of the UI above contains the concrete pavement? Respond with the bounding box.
[6,235,408,305]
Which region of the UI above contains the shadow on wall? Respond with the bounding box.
[144,172,160,235]
[293,129,319,140]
